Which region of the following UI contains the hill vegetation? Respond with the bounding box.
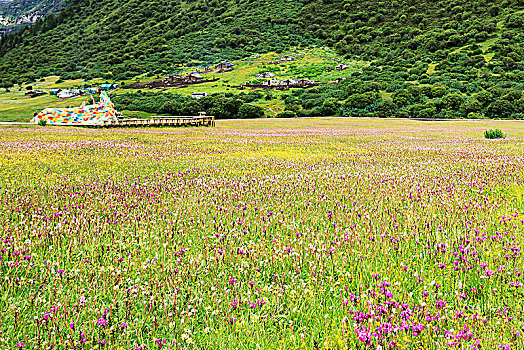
[0,0,522,119]
[0,0,521,82]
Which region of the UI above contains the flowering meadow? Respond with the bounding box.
[1,118,524,350]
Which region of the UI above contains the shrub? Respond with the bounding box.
[347,92,380,109]
[276,111,297,118]
[484,129,505,139]
[238,104,264,119]
[162,101,181,115]
[38,119,47,126]
[321,98,340,116]
[441,93,464,109]
[467,112,485,119]
[485,100,514,119]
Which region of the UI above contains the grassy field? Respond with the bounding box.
[1,118,524,349]
[0,48,362,122]
[0,91,91,122]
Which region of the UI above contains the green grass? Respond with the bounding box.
[0,90,91,122]
[1,118,524,349]
[119,110,157,118]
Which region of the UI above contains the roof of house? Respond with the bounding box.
[256,72,276,78]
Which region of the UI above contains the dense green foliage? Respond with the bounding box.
[0,0,522,84]
[484,128,506,139]
[112,91,267,119]
[283,70,524,119]
[0,0,320,83]
[113,70,524,119]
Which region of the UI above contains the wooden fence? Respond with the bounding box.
[108,115,215,127]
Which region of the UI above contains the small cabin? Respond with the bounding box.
[191,92,207,99]
[85,87,98,95]
[256,72,276,79]
[187,73,204,81]
[49,88,62,96]
[100,83,118,91]
[281,56,296,62]
[25,90,46,97]
[57,90,75,99]
[335,64,351,71]
[215,62,235,70]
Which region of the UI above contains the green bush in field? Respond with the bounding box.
[276,110,297,118]
[238,104,265,119]
[484,129,505,139]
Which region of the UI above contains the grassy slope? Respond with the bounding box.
[0,48,364,121]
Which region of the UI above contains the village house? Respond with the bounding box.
[57,89,84,99]
[25,90,46,97]
[187,73,204,81]
[256,72,275,79]
[282,79,299,86]
[297,79,315,86]
[215,62,235,71]
[262,79,280,87]
[85,87,99,95]
[100,83,118,91]
[280,55,296,62]
[191,92,207,99]
[332,77,347,83]
[49,88,61,96]
[261,78,315,88]
[163,75,184,84]
[335,64,351,71]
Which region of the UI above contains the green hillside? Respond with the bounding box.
[0,0,522,83]
[0,0,522,120]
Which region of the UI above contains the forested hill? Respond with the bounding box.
[0,0,522,85]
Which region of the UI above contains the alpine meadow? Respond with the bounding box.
[1,0,524,349]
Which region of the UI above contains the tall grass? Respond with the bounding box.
[1,119,523,349]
